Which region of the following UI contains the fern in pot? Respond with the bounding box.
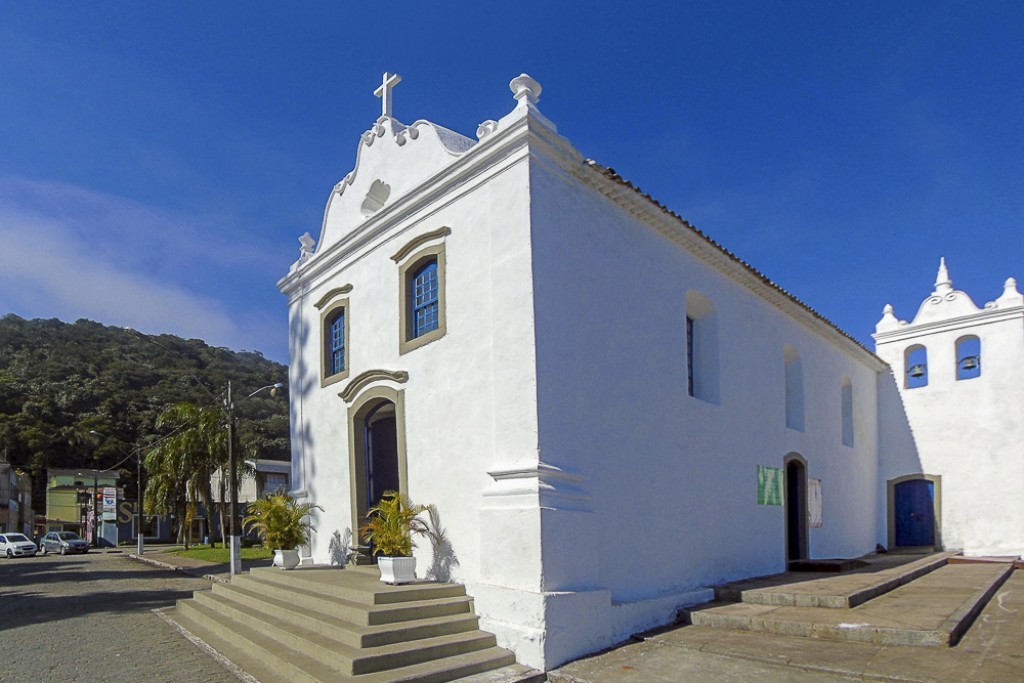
[359,491,430,584]
[243,492,323,570]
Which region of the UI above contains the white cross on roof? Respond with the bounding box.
[374,72,402,120]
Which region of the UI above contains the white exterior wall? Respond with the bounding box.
[525,148,886,665]
[874,273,1024,556]
[279,95,571,669]
[286,175,541,578]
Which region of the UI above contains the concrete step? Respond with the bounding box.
[716,550,958,608]
[169,599,516,683]
[947,555,1021,567]
[250,565,467,605]
[211,581,481,647]
[684,562,1013,647]
[232,572,475,625]
[184,591,498,675]
[172,599,343,683]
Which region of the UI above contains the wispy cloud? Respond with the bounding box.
[0,176,287,360]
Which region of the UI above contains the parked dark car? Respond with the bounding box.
[0,533,38,558]
[39,531,90,555]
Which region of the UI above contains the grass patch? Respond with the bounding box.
[169,544,274,562]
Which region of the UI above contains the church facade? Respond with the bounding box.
[277,73,1022,671]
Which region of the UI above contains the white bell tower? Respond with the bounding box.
[874,259,1024,556]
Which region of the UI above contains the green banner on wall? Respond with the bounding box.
[758,465,784,506]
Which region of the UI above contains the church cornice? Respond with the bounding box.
[873,304,1024,344]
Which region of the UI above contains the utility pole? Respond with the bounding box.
[136,448,144,555]
[227,380,241,575]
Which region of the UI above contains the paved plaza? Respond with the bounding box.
[0,550,238,683]
[550,570,1024,683]
[2,549,1021,683]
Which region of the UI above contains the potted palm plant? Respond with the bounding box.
[243,492,323,570]
[359,491,430,584]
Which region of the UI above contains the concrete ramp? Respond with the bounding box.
[684,552,1015,647]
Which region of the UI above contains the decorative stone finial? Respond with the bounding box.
[298,232,316,262]
[992,276,1024,308]
[510,74,542,106]
[934,256,953,294]
[875,303,903,333]
[374,72,402,120]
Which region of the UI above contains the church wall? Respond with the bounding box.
[875,308,1024,556]
[524,156,884,664]
[284,153,546,604]
[874,369,925,544]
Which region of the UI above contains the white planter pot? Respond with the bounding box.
[274,548,301,570]
[378,556,417,584]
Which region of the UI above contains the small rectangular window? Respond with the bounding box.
[685,316,695,397]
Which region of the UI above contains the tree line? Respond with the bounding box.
[0,314,290,526]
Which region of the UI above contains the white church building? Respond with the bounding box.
[277,73,1024,671]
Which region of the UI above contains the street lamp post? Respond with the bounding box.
[227,381,239,575]
[135,450,143,554]
[226,381,283,575]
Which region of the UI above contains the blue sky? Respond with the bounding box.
[1,2,1021,363]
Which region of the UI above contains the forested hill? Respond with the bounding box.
[0,314,289,506]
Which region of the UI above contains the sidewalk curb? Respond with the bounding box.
[126,552,230,583]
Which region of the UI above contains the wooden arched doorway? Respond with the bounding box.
[346,383,408,561]
[888,474,941,550]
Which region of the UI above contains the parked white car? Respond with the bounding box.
[0,533,38,558]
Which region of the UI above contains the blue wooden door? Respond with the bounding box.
[895,479,935,547]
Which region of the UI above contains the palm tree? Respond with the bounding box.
[145,402,227,548]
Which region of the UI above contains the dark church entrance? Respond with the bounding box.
[354,398,400,563]
[785,456,809,562]
[364,400,400,513]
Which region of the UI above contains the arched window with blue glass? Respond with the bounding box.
[905,344,928,389]
[412,259,439,338]
[318,295,350,387]
[396,237,447,355]
[955,335,981,381]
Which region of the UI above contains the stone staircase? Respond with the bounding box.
[166,565,517,683]
[681,551,1017,648]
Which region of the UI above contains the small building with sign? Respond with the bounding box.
[41,469,120,546]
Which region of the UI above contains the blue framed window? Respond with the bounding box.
[412,260,439,339]
[327,309,345,375]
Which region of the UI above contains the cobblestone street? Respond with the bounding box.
[0,550,237,683]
